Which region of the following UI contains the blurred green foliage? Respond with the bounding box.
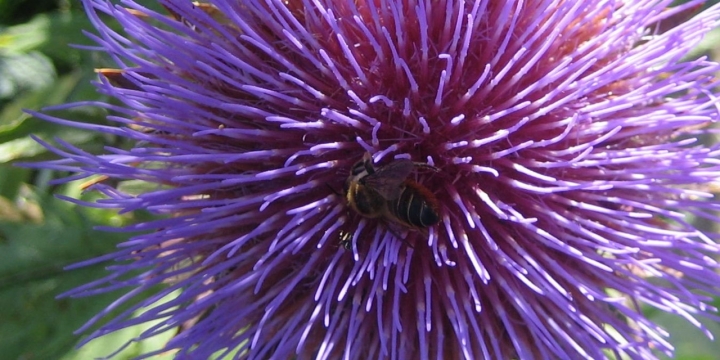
[1,0,720,359]
[0,0,171,358]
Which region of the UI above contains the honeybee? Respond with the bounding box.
[344,153,440,233]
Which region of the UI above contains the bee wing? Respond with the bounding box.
[363,159,414,200]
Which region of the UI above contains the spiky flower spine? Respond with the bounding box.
[29,0,720,359]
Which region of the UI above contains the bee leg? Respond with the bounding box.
[326,183,342,196]
[412,162,440,172]
[400,235,415,249]
[385,223,415,249]
[418,228,430,243]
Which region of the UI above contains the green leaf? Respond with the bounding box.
[0,15,49,54]
[0,71,83,136]
[0,189,158,359]
[0,165,30,199]
[34,12,98,71]
[0,11,97,67]
[654,311,720,360]
[0,71,113,163]
[0,52,56,99]
[61,293,179,360]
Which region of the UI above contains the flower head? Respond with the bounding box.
[31,0,720,358]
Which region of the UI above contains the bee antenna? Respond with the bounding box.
[413,162,440,172]
[326,183,341,196]
[402,238,415,249]
[387,227,415,249]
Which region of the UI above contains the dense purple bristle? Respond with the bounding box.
[25,0,720,359]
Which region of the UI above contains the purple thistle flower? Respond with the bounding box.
[28,0,720,358]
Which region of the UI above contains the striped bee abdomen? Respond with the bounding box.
[390,180,440,228]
